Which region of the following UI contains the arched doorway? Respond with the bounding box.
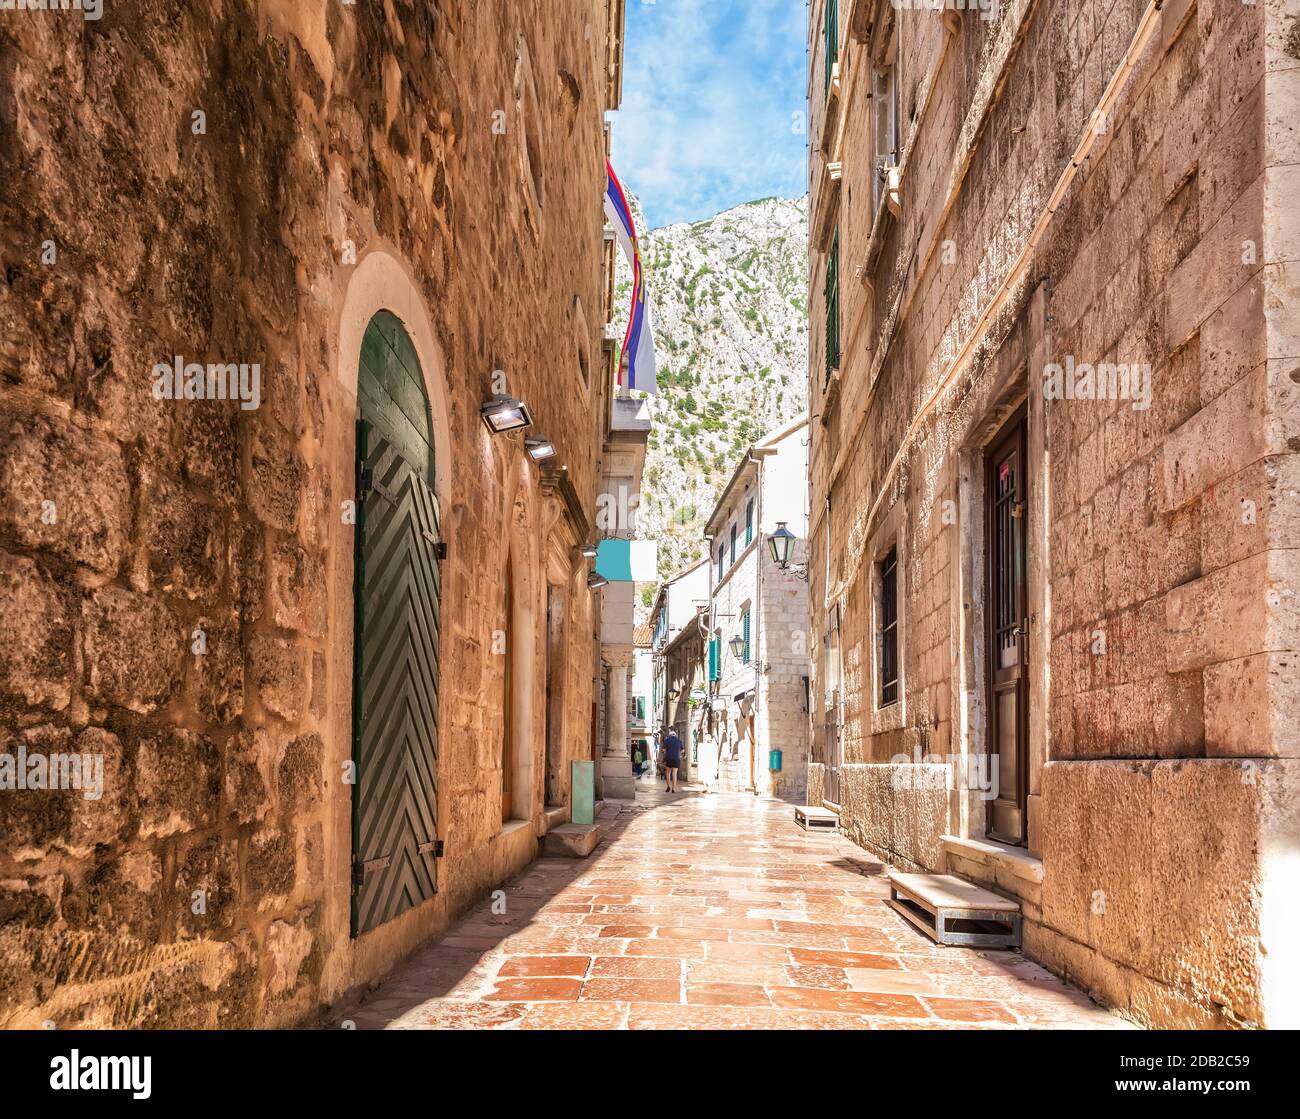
[351,310,443,937]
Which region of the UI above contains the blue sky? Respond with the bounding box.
[611,0,807,230]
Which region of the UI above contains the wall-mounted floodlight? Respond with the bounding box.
[481,394,533,434]
[525,435,556,460]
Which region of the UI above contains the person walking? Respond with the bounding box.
[661,728,684,793]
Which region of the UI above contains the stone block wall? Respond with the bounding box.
[0,0,616,1028]
[807,0,1299,1026]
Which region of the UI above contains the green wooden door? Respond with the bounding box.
[351,311,442,937]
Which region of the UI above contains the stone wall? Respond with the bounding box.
[0,0,617,1028]
[807,0,1299,1026]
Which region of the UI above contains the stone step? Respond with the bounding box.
[542,823,603,859]
[887,872,1022,949]
[541,805,568,834]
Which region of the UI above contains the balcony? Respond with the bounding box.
[611,393,651,436]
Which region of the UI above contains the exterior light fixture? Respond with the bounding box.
[576,542,599,559]
[728,635,745,660]
[587,572,609,590]
[667,688,679,700]
[525,435,556,460]
[480,394,533,434]
[768,521,797,569]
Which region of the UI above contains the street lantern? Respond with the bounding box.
[768,521,797,568]
[728,634,745,660]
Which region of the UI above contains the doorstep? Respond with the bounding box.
[794,804,839,832]
[888,871,1022,949]
[540,805,568,835]
[940,834,1044,885]
[542,823,603,859]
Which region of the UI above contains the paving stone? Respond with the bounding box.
[686,982,772,1007]
[580,978,681,1003]
[589,956,682,979]
[483,978,582,1002]
[334,788,1126,1030]
[497,956,592,978]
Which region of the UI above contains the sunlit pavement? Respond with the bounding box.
[333,776,1128,1030]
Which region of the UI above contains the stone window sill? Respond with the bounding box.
[870,699,904,735]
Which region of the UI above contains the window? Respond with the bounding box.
[825,229,840,382]
[730,522,737,565]
[741,610,751,664]
[745,498,754,547]
[871,58,899,215]
[823,0,839,94]
[879,546,899,706]
[716,545,724,582]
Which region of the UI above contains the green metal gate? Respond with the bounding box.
[351,311,443,937]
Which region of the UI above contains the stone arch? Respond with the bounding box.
[337,247,452,508]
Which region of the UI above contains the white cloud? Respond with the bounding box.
[612,0,806,227]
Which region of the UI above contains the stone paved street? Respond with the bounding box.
[334,780,1128,1030]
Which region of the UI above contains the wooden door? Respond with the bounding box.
[985,408,1029,844]
[351,312,442,936]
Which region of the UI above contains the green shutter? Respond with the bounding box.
[745,499,754,546]
[708,637,720,681]
[742,612,751,663]
[824,0,839,93]
[825,229,841,384]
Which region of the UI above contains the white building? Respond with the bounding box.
[700,415,810,798]
[648,559,711,778]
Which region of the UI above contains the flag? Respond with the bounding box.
[596,539,658,582]
[603,161,658,396]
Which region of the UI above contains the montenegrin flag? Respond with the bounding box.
[603,160,658,396]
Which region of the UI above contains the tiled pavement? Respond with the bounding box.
[333,779,1129,1030]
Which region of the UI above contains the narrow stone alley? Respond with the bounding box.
[333,780,1125,1031]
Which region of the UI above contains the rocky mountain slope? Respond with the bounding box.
[614,195,809,615]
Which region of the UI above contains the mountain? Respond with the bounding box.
[614,195,810,617]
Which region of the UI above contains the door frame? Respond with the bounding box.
[350,311,443,936]
[983,404,1030,845]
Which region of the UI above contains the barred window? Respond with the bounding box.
[879,546,899,706]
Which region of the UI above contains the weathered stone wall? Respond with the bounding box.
[1,0,616,1028]
[808,0,1299,1026]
